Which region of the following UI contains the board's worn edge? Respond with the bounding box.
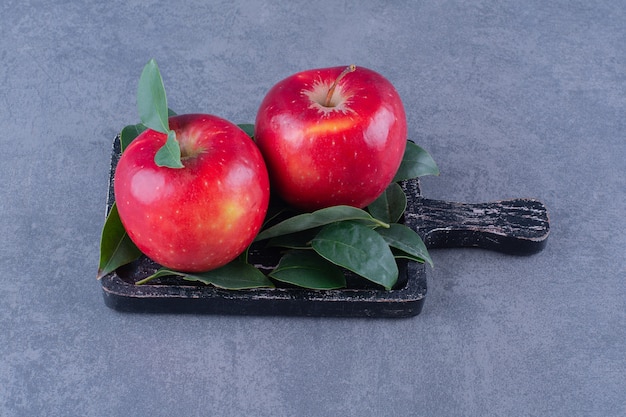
[100,262,427,318]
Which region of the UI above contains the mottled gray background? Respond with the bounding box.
[1,1,624,416]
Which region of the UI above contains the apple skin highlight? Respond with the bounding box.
[254,65,407,211]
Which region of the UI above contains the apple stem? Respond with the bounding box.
[324,64,356,107]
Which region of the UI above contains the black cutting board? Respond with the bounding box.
[100,136,549,317]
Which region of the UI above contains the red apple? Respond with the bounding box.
[254,65,407,211]
[114,114,270,272]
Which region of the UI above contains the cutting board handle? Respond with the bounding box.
[404,195,550,255]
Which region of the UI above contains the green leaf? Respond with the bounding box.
[269,251,346,289]
[368,182,407,223]
[255,205,388,242]
[375,223,433,267]
[311,221,398,290]
[120,123,147,152]
[267,228,319,249]
[137,58,170,134]
[237,123,255,139]
[154,130,183,168]
[118,110,176,153]
[97,203,142,279]
[137,260,275,289]
[393,141,439,182]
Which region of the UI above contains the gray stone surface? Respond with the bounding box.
[1,1,624,416]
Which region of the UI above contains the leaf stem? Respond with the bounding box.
[135,275,156,285]
[372,218,391,229]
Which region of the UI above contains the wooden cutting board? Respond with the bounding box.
[100,136,549,317]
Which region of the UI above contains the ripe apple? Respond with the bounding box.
[114,114,270,272]
[254,65,407,211]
